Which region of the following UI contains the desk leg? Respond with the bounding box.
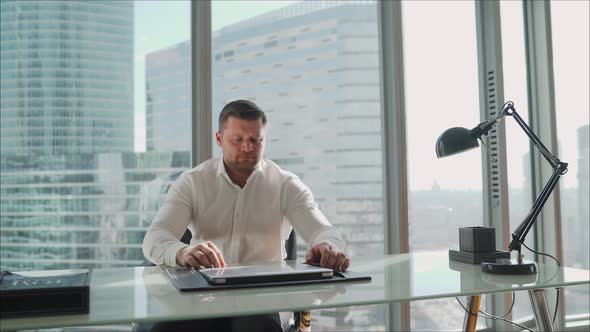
[529,289,554,332]
[294,309,311,332]
[462,295,481,332]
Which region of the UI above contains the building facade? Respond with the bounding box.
[0,0,138,271]
[575,124,589,268]
[145,41,191,152]
[0,0,134,156]
[0,152,189,270]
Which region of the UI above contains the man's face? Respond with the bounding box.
[216,116,266,174]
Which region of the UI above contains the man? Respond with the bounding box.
[142,100,350,331]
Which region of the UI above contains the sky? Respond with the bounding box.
[132,0,588,191]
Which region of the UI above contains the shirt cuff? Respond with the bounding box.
[316,239,347,255]
[165,242,189,267]
[311,228,348,255]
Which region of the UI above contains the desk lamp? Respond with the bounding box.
[435,101,568,274]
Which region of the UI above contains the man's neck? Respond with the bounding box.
[223,160,252,188]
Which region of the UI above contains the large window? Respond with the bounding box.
[402,0,485,330]
[211,0,387,330]
[0,0,191,271]
[551,0,590,320]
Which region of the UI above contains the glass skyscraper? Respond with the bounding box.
[0,0,139,271]
[145,41,191,152]
[1,0,134,155]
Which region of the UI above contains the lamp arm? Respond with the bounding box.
[508,166,565,252]
[472,101,561,168]
[500,101,569,254]
[503,103,560,168]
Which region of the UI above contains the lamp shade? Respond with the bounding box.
[435,127,479,158]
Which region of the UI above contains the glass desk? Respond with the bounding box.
[1,251,588,331]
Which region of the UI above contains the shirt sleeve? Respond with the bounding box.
[142,172,194,267]
[281,176,348,254]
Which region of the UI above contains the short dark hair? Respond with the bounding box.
[218,100,267,131]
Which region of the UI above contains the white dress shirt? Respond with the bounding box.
[142,157,347,267]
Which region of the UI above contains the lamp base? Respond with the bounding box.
[481,259,537,275]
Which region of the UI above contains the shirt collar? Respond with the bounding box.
[216,157,266,177]
[216,157,226,176]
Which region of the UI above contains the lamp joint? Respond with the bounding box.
[556,161,568,175]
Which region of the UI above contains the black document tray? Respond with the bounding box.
[0,270,91,318]
[161,265,371,292]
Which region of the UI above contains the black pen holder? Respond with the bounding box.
[459,226,496,253]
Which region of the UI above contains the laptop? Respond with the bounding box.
[199,263,334,285]
[161,262,334,291]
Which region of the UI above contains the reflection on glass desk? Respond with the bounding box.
[1,251,588,331]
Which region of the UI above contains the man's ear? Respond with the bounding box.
[215,131,223,147]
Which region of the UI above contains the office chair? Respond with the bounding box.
[133,229,311,332]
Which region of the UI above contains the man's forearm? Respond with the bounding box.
[142,225,189,266]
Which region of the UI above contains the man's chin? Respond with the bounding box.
[233,161,258,172]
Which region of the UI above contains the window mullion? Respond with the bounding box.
[378,1,409,331]
[191,1,212,167]
[474,1,511,329]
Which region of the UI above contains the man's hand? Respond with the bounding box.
[176,241,226,269]
[305,242,350,272]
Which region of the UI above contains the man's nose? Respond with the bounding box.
[240,141,253,152]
